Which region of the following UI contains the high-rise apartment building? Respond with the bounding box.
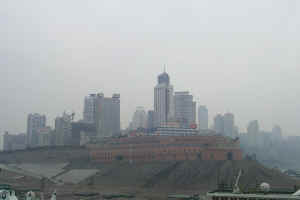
[83,94,97,124]
[27,113,46,147]
[94,93,120,137]
[36,127,52,147]
[0,132,10,151]
[247,120,260,147]
[55,112,72,146]
[154,71,174,127]
[129,107,147,130]
[174,91,196,128]
[271,125,282,142]
[224,113,234,138]
[214,114,224,134]
[198,105,208,130]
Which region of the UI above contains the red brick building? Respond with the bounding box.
[88,135,243,163]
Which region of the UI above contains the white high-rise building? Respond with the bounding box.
[83,94,97,124]
[198,105,208,130]
[154,71,174,127]
[174,91,196,128]
[27,113,46,147]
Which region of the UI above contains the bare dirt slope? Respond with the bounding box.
[88,160,299,192]
[1,148,299,195]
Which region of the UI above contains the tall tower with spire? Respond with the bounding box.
[154,68,174,127]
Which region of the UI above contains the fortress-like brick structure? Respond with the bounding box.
[88,135,243,162]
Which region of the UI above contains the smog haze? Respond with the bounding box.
[0,0,299,135]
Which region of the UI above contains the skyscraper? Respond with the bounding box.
[27,113,46,147]
[198,105,208,130]
[154,71,174,127]
[129,107,147,130]
[247,120,260,147]
[55,112,72,146]
[94,93,120,137]
[272,125,282,142]
[83,94,97,124]
[224,113,234,138]
[214,114,224,134]
[147,110,155,131]
[174,91,196,128]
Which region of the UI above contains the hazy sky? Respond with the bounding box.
[0,0,299,135]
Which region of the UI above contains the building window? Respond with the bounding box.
[210,153,214,160]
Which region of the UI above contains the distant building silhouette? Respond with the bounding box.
[174,91,196,128]
[27,113,46,147]
[214,114,224,134]
[224,113,234,138]
[154,70,174,127]
[94,93,120,137]
[36,127,52,147]
[198,105,208,130]
[271,125,282,142]
[247,120,260,147]
[55,112,72,146]
[129,107,147,130]
[71,122,96,146]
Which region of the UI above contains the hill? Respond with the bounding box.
[0,148,299,197]
[85,159,299,193]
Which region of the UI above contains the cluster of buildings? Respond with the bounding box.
[129,71,200,136]
[0,92,120,150]
[0,70,293,165]
[86,71,242,162]
[128,70,237,138]
[240,120,283,149]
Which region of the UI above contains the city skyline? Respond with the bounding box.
[0,68,299,136]
[0,1,299,135]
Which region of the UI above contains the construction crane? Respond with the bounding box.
[233,169,243,194]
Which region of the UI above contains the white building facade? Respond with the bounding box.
[154,71,174,128]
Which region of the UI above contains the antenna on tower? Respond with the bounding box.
[164,64,166,73]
